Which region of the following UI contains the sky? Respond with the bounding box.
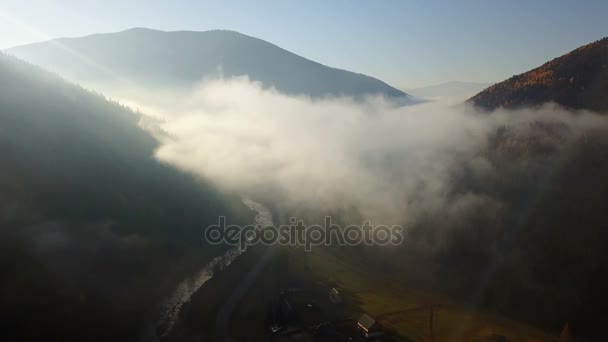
[0,0,607,88]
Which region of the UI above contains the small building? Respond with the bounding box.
[357,313,383,339]
[329,288,343,304]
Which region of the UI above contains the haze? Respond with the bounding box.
[2,2,608,341]
[1,0,607,88]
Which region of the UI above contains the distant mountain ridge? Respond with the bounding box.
[469,37,608,112]
[408,81,491,99]
[6,28,417,103]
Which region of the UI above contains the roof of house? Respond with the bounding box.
[358,314,377,330]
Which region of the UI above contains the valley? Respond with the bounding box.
[1,4,607,341]
[165,244,562,341]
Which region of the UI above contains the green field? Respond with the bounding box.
[301,247,561,341]
[166,245,563,341]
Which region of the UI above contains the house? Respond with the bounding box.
[357,313,383,339]
[329,288,343,304]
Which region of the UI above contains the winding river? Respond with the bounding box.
[154,198,273,339]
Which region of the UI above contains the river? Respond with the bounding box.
[153,198,273,339]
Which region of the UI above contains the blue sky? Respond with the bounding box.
[1,0,606,88]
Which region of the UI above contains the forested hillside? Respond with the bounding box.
[0,53,249,341]
[469,38,608,112]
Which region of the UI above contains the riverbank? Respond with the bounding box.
[162,245,272,341]
[155,198,273,340]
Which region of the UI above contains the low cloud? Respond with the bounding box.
[107,77,608,227]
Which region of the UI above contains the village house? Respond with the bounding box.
[357,313,384,339]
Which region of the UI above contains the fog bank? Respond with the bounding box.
[107,77,608,227]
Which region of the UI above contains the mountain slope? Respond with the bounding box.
[6,28,415,102]
[469,37,608,111]
[0,53,249,341]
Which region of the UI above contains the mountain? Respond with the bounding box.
[469,37,608,111]
[6,28,416,103]
[0,53,249,341]
[407,81,491,99]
